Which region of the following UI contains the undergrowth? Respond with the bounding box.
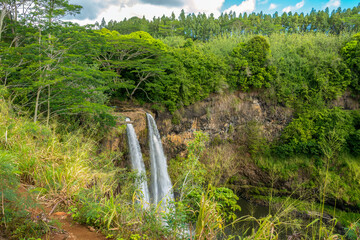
[0,98,189,239]
[254,153,360,209]
[1,93,359,239]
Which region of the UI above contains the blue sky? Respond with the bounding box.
[66,0,360,25]
[221,0,358,14]
[221,0,360,13]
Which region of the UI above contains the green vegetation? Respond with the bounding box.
[228,35,276,90]
[1,1,360,239]
[275,107,356,157]
[342,32,360,94]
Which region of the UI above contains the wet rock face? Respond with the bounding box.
[103,92,293,162]
[148,92,295,193]
[101,107,150,169]
[122,110,148,147]
[101,92,294,193]
[118,108,148,137]
[155,91,293,159]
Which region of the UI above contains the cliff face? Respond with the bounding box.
[156,91,293,160]
[104,90,359,162]
[101,107,149,169]
[152,92,294,196]
[102,91,360,205]
[154,90,359,162]
[332,90,359,110]
[102,92,293,196]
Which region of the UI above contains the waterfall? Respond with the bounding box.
[146,113,174,211]
[126,118,150,208]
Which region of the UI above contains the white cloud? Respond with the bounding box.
[224,0,256,14]
[66,0,138,20]
[325,0,340,8]
[269,3,277,10]
[106,3,181,20]
[66,0,226,25]
[258,0,268,5]
[184,0,225,16]
[100,3,183,22]
[282,0,304,12]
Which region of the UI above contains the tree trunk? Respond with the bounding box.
[130,72,152,98]
[35,24,42,123]
[34,87,42,123]
[46,85,50,126]
[11,3,18,47]
[0,4,8,41]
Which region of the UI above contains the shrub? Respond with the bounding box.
[245,121,269,157]
[345,222,360,240]
[348,130,360,156]
[276,107,355,157]
[0,152,49,239]
[182,186,240,223]
[228,36,276,90]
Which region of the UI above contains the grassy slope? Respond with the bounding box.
[0,99,121,238]
[0,99,179,239]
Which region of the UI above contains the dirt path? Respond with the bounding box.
[42,212,107,240]
[16,185,107,240]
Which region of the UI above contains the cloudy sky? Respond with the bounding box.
[65,0,357,25]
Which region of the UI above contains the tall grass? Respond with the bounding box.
[194,190,224,240]
[0,103,114,201]
[0,99,182,239]
[0,99,125,237]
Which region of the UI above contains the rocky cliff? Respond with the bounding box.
[102,92,293,196]
[156,91,293,159]
[102,90,359,205]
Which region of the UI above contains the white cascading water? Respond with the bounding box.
[126,118,150,208]
[146,113,174,211]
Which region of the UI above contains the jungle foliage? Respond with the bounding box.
[1,1,360,239]
[0,2,359,127]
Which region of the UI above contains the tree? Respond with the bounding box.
[100,17,106,29]
[97,29,172,100]
[31,0,82,26]
[0,0,31,45]
[0,2,9,41]
[269,33,351,107]
[277,108,355,157]
[342,32,360,94]
[228,36,275,90]
[2,25,114,126]
[0,0,81,46]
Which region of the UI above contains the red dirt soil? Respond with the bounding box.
[16,185,107,240]
[42,212,107,240]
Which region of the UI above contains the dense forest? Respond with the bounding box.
[1,0,360,239]
[103,4,360,38]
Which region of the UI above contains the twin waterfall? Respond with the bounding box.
[126,114,174,211]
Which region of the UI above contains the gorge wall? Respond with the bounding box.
[102,90,359,207]
[102,91,293,197]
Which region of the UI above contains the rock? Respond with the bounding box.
[332,90,359,110]
[88,226,96,232]
[52,212,68,220]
